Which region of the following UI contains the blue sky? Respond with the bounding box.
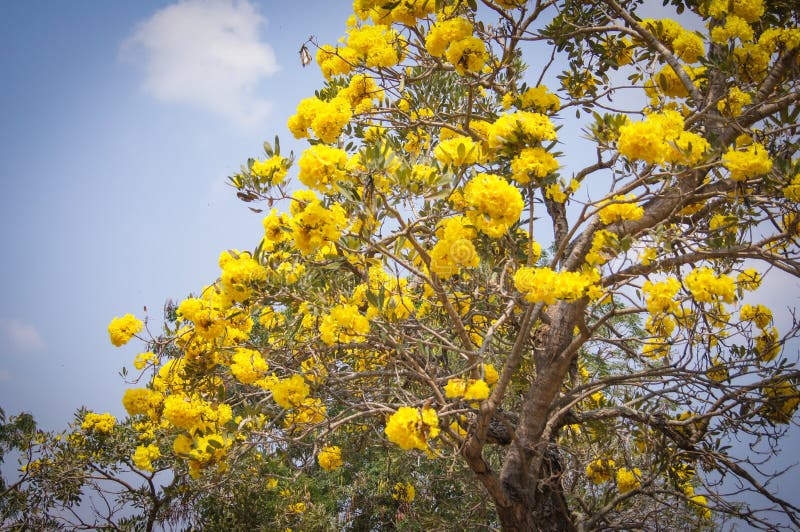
[0,0,350,428]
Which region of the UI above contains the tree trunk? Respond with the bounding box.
[493,443,576,532]
[493,300,583,531]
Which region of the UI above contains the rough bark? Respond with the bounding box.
[463,300,583,531]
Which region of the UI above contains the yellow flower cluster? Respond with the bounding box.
[262,209,292,252]
[108,313,143,347]
[230,348,269,385]
[760,378,799,424]
[271,374,310,409]
[288,95,351,144]
[251,155,288,186]
[711,15,754,44]
[586,458,615,484]
[487,111,557,150]
[319,303,370,345]
[685,267,736,304]
[338,74,384,114]
[502,85,561,113]
[425,17,472,57]
[717,87,752,117]
[444,378,490,401]
[617,110,709,165]
[701,0,765,22]
[616,467,642,493]
[81,412,116,434]
[647,63,704,99]
[642,278,681,314]
[133,351,158,370]
[346,24,404,68]
[122,388,162,418]
[384,406,440,451]
[740,304,772,329]
[430,216,479,279]
[284,397,327,428]
[586,229,619,266]
[597,195,644,225]
[737,268,762,291]
[641,18,705,63]
[288,190,349,255]
[755,326,780,362]
[544,179,579,203]
[163,394,232,436]
[446,35,488,75]
[316,45,358,79]
[317,445,343,471]
[463,173,524,237]
[219,250,267,303]
[392,481,416,503]
[514,266,597,304]
[510,146,559,184]
[297,144,349,192]
[433,135,482,167]
[177,297,225,340]
[354,0,435,26]
[722,142,772,181]
[133,443,160,472]
[783,174,800,201]
[690,494,713,520]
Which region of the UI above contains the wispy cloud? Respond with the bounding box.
[122,0,280,129]
[0,319,46,352]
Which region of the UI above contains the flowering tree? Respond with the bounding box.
[7,0,800,530]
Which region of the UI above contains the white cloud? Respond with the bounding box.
[122,0,280,128]
[0,319,46,352]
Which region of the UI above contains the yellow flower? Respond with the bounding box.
[463,174,524,238]
[487,111,557,149]
[445,36,487,75]
[685,267,736,304]
[616,467,641,493]
[761,378,799,424]
[81,412,116,434]
[425,17,473,57]
[586,458,615,484]
[434,135,482,167]
[642,278,681,314]
[755,326,780,362]
[503,85,561,113]
[108,314,143,347]
[483,363,499,385]
[737,268,762,291]
[740,304,772,329]
[317,445,343,471]
[722,142,772,181]
[122,388,162,418]
[514,267,596,304]
[392,481,415,502]
[319,303,370,345]
[597,195,644,225]
[690,494,712,519]
[230,348,269,385]
[133,351,158,370]
[272,375,310,409]
[133,443,160,472]
[297,144,349,192]
[384,406,440,451]
[510,147,559,183]
[251,155,288,185]
[288,501,307,514]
